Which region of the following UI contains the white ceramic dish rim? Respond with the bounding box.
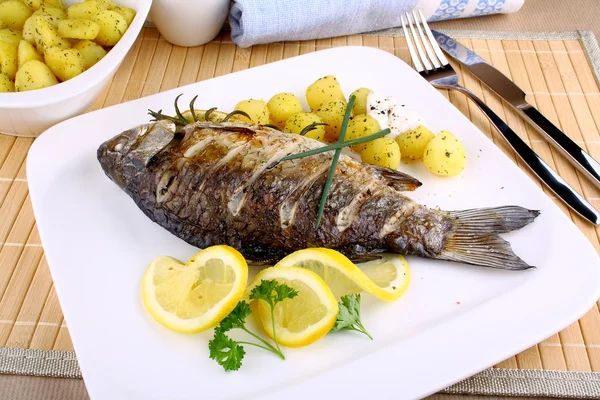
[0,0,153,108]
[26,46,600,399]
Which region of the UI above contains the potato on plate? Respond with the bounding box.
[73,39,106,68]
[284,112,326,141]
[0,41,18,80]
[45,46,86,81]
[44,0,67,10]
[423,130,466,177]
[233,99,270,124]
[18,39,43,68]
[267,92,302,128]
[58,19,100,39]
[360,137,401,170]
[349,87,372,116]
[345,114,381,153]
[90,0,116,10]
[113,5,135,25]
[315,99,347,141]
[0,28,22,46]
[92,9,127,46]
[0,73,15,92]
[0,0,33,30]
[33,16,71,53]
[34,5,67,27]
[14,59,58,91]
[306,75,345,111]
[67,1,103,20]
[395,125,435,162]
[21,0,44,11]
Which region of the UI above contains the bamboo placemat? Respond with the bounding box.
[1,27,600,396]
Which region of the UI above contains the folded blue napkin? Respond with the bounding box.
[230,0,525,48]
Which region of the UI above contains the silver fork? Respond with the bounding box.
[401,10,600,225]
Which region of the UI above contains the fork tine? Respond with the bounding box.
[417,9,449,66]
[412,10,441,69]
[401,15,424,72]
[405,12,432,71]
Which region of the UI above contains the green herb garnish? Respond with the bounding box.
[280,127,391,162]
[299,122,328,136]
[262,123,283,131]
[223,110,252,122]
[204,107,218,121]
[189,95,199,122]
[330,294,373,340]
[208,280,298,371]
[314,95,356,229]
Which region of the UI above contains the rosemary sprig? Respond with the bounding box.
[262,124,282,131]
[173,94,187,122]
[280,127,391,162]
[314,95,356,229]
[223,110,252,122]
[189,95,199,122]
[204,107,218,121]
[300,122,328,136]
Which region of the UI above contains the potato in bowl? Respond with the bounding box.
[0,0,152,137]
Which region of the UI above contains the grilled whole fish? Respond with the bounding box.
[97,120,539,269]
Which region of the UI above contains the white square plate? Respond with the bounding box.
[27,47,600,400]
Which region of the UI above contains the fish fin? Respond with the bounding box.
[374,166,422,191]
[446,206,540,234]
[437,206,539,270]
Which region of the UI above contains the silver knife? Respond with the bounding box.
[432,30,600,191]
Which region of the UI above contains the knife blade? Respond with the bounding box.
[432,30,600,191]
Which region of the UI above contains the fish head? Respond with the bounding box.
[97,121,176,188]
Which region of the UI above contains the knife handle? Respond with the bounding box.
[455,86,600,225]
[519,106,600,190]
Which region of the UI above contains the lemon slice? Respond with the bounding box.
[247,266,338,348]
[274,248,410,302]
[142,245,248,333]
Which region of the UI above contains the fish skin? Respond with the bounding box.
[98,120,538,269]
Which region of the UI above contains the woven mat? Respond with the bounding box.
[1,28,600,397]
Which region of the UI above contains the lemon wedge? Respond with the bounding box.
[142,245,248,333]
[247,266,338,348]
[274,248,410,302]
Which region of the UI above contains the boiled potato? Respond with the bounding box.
[0,20,4,30]
[58,19,100,39]
[345,114,381,153]
[361,138,401,169]
[89,0,116,10]
[0,72,15,91]
[67,1,102,20]
[350,87,372,116]
[423,130,466,177]
[267,92,302,128]
[21,0,44,11]
[233,99,270,124]
[306,75,345,111]
[73,39,105,68]
[45,46,85,81]
[17,39,42,68]
[34,5,67,27]
[113,5,135,26]
[0,28,22,46]
[14,59,58,91]
[43,0,67,10]
[0,41,18,79]
[395,125,435,162]
[284,112,326,141]
[92,9,126,46]
[34,16,71,53]
[315,99,347,141]
[0,0,33,30]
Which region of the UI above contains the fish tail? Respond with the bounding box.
[437,206,540,270]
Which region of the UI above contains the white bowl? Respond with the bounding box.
[0,0,153,137]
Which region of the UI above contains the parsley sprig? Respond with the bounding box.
[330,294,373,340]
[208,280,298,371]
